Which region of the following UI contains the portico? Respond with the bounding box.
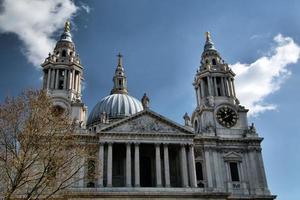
[97,141,197,188]
[92,109,197,188]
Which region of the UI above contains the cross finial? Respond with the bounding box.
[117,52,123,67]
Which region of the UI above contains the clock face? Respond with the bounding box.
[216,106,238,128]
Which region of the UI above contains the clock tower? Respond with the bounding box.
[192,32,249,137]
[190,33,272,197]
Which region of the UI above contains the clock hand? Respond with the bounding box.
[223,114,230,120]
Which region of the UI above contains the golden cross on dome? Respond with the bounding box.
[64,20,71,33]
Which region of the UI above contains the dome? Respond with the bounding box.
[87,94,143,125]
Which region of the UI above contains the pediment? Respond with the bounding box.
[223,152,242,162]
[100,109,194,134]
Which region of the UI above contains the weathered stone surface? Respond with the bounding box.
[104,114,182,134]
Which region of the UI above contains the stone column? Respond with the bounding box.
[107,142,113,187]
[77,74,81,93]
[213,151,222,189]
[231,78,236,97]
[74,73,78,92]
[46,69,51,89]
[163,144,171,187]
[229,78,234,97]
[180,144,189,187]
[51,69,56,89]
[134,143,140,187]
[69,70,73,90]
[210,76,215,96]
[257,151,269,190]
[65,70,69,90]
[63,69,67,89]
[221,77,226,96]
[200,79,205,97]
[207,76,212,96]
[98,143,104,187]
[213,77,218,96]
[245,152,255,192]
[78,76,82,94]
[223,77,228,96]
[72,69,76,90]
[126,142,132,187]
[155,144,162,187]
[205,150,213,187]
[249,151,259,188]
[226,77,232,96]
[55,69,59,89]
[78,156,85,187]
[195,88,200,106]
[188,144,197,188]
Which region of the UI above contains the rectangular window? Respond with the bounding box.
[229,162,240,181]
[196,162,203,181]
[196,162,204,188]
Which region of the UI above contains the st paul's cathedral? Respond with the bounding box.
[40,21,276,200]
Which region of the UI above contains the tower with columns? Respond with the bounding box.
[190,32,274,199]
[192,32,248,137]
[41,20,87,126]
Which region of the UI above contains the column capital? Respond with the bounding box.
[188,143,194,148]
[163,143,169,147]
[126,142,132,146]
[107,142,113,146]
[180,143,187,147]
[134,142,140,146]
[155,143,161,147]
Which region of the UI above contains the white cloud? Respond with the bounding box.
[231,34,300,116]
[81,4,91,14]
[0,0,79,67]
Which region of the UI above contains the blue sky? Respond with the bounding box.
[0,0,299,199]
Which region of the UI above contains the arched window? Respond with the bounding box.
[194,120,198,133]
[62,50,67,57]
[212,58,216,65]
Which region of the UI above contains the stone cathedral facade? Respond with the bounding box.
[41,22,276,199]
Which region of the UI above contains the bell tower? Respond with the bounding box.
[41,20,87,126]
[191,32,248,137]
